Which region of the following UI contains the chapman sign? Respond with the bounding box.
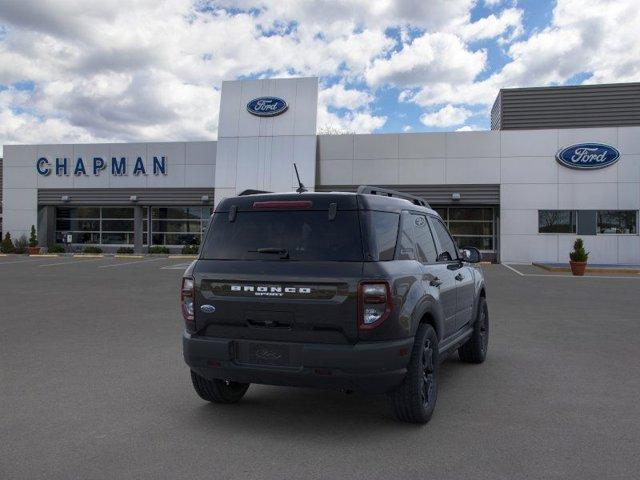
[556,143,620,170]
[36,156,167,177]
[246,97,288,117]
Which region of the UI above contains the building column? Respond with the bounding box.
[134,206,144,253]
[37,206,56,248]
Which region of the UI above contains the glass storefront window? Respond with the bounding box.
[597,211,638,234]
[56,207,100,219]
[435,206,495,252]
[538,210,576,233]
[449,208,493,221]
[55,207,135,245]
[149,206,213,246]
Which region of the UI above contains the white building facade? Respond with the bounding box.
[2,77,639,264]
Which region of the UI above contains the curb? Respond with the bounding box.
[73,254,105,258]
[168,255,198,259]
[29,254,59,257]
[532,262,640,275]
[114,254,145,259]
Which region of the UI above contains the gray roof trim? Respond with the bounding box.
[315,184,499,205]
[37,188,215,206]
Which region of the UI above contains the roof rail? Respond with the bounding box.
[356,185,430,208]
[238,189,272,196]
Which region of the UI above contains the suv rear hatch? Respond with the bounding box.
[193,194,364,344]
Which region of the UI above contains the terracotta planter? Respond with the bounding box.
[569,261,587,276]
[27,246,41,255]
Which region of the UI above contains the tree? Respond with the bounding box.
[29,225,38,247]
[1,232,15,253]
[569,238,589,262]
[317,124,355,135]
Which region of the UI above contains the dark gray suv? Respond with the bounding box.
[181,186,489,423]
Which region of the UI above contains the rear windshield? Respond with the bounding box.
[201,211,364,261]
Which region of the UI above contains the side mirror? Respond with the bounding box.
[460,247,481,263]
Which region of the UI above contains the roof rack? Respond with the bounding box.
[356,185,430,208]
[238,189,272,196]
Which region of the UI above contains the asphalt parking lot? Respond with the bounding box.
[1,257,640,479]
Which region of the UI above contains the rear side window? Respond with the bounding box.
[430,217,458,262]
[397,213,417,260]
[412,214,438,263]
[364,211,399,261]
[201,211,363,261]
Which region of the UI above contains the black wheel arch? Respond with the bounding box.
[411,300,445,341]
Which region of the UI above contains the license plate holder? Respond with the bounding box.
[247,342,291,367]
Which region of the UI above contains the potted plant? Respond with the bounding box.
[569,238,589,276]
[28,225,40,255]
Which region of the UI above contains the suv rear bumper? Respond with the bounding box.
[183,332,414,394]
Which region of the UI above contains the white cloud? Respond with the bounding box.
[319,84,373,110]
[0,0,639,150]
[456,124,484,131]
[420,105,472,127]
[458,7,523,42]
[405,0,640,109]
[366,32,486,87]
[317,82,384,133]
[402,125,412,132]
[317,107,387,134]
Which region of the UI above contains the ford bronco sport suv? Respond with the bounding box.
[182,186,488,423]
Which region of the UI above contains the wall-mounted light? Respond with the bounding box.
[61,195,70,203]
[129,195,138,203]
[201,195,210,203]
[452,192,461,201]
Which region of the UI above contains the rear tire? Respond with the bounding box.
[458,296,489,364]
[190,370,250,404]
[388,324,438,424]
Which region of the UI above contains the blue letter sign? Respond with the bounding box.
[36,155,168,177]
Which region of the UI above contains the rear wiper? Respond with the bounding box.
[249,247,290,259]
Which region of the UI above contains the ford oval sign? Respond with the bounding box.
[556,143,620,170]
[200,304,216,314]
[247,97,288,117]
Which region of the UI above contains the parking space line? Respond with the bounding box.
[39,258,106,267]
[161,262,192,270]
[502,263,525,276]
[98,257,165,269]
[0,257,55,266]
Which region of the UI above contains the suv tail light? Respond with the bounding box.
[181,277,195,325]
[358,281,393,330]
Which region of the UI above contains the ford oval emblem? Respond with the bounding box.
[556,143,620,170]
[246,97,288,117]
[200,304,216,314]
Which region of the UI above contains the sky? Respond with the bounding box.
[0,0,639,154]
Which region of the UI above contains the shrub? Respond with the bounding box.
[82,246,103,254]
[116,247,135,254]
[148,245,170,254]
[569,238,589,262]
[1,233,14,253]
[48,244,66,254]
[181,244,199,255]
[29,225,38,247]
[13,235,29,254]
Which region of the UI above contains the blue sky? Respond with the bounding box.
[0,0,638,149]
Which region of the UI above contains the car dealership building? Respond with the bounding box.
[1,78,639,263]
